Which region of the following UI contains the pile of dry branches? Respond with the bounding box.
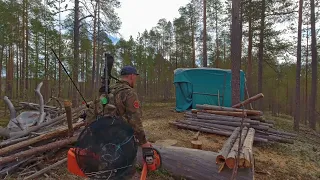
[0,101,92,179]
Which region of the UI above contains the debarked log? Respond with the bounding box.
[170,122,268,143]
[196,104,263,116]
[136,145,254,180]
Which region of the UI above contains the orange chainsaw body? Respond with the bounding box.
[67,148,87,178]
[140,147,162,180]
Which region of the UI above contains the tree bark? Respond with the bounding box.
[294,0,303,131]
[192,109,247,117]
[73,0,80,107]
[136,145,254,180]
[257,0,266,110]
[203,0,207,67]
[231,0,241,105]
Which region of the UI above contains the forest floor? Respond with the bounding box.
[1,102,320,180]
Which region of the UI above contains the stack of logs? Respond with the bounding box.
[216,127,255,169]
[0,101,92,179]
[171,94,296,144]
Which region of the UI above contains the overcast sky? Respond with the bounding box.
[115,0,190,40]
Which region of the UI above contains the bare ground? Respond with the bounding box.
[1,102,320,180]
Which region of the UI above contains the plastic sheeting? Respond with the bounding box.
[174,68,245,112]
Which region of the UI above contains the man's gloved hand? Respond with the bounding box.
[141,142,152,148]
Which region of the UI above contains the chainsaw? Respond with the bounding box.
[140,147,162,180]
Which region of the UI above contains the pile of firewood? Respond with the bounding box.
[0,101,92,179]
[171,97,296,144]
[216,127,255,169]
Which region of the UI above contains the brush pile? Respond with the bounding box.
[0,100,92,179]
[171,94,296,144]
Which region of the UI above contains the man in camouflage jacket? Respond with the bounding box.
[98,66,152,179]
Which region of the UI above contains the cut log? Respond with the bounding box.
[267,129,297,137]
[216,127,241,164]
[0,122,84,156]
[185,117,251,127]
[177,120,237,131]
[136,145,254,180]
[196,104,263,116]
[191,140,202,149]
[239,128,255,168]
[170,122,268,143]
[0,136,31,148]
[196,113,260,124]
[247,116,263,121]
[232,93,264,108]
[225,127,249,169]
[255,134,294,144]
[192,109,247,117]
[0,136,78,165]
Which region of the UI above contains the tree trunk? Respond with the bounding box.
[247,0,253,96]
[91,2,98,100]
[25,0,29,100]
[257,0,265,110]
[294,0,303,131]
[73,0,80,107]
[305,24,309,125]
[309,0,318,130]
[203,0,207,67]
[231,0,241,105]
[215,6,219,68]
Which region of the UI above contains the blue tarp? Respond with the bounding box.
[174,68,245,112]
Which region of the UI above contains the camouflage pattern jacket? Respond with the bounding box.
[97,80,147,145]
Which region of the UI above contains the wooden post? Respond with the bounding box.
[64,100,74,137]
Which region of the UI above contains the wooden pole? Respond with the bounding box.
[232,93,264,108]
[196,104,263,116]
[64,100,74,137]
[0,136,77,165]
[0,122,84,156]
